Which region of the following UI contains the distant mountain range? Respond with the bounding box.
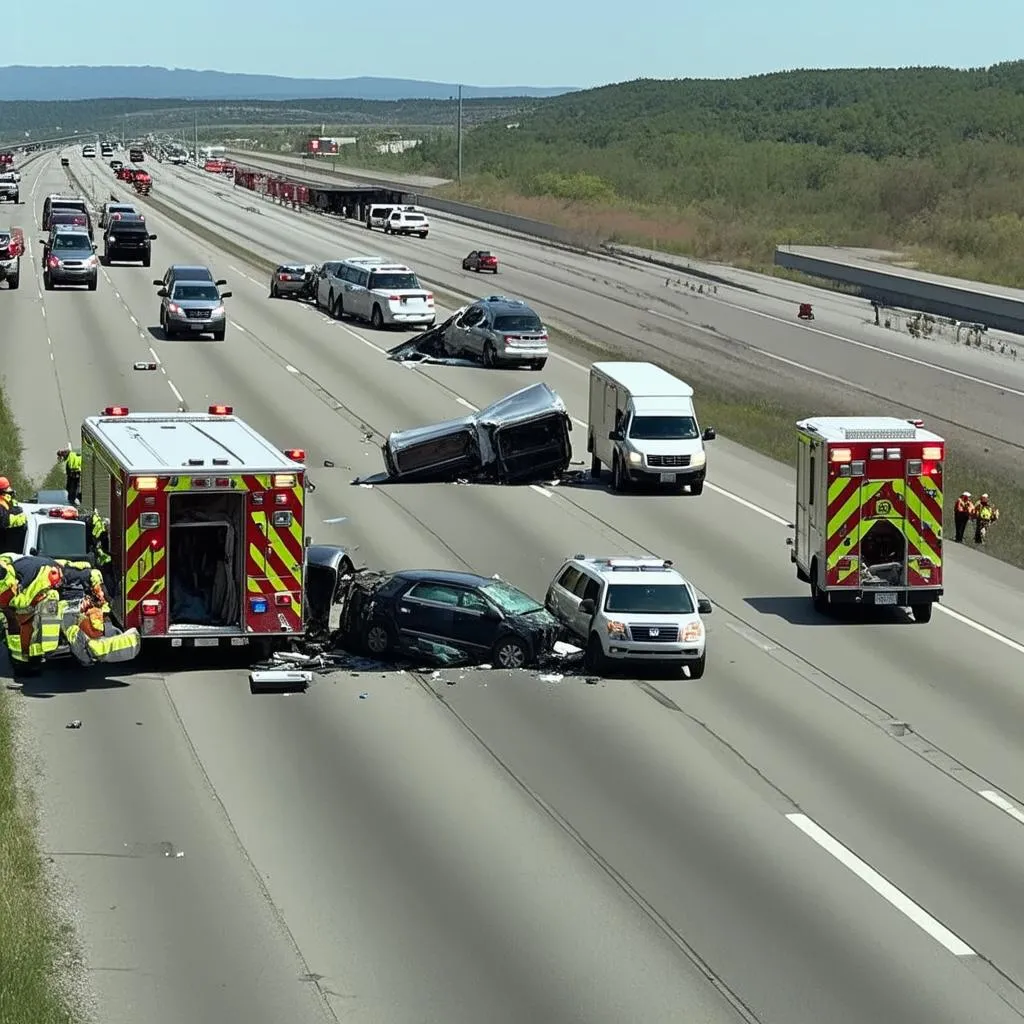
[0,66,577,101]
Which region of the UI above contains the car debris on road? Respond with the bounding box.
[377,382,573,484]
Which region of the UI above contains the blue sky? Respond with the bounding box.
[6,0,1022,88]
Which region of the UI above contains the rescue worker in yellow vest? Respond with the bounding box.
[0,477,28,552]
[56,447,82,505]
[62,593,141,667]
[0,555,64,670]
[953,491,974,543]
[974,494,1000,545]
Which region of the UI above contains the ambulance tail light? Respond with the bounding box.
[274,593,292,606]
[133,476,159,491]
[830,447,852,463]
[208,404,233,415]
[104,406,129,416]
[142,599,161,616]
[837,557,853,572]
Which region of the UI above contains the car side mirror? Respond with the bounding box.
[149,234,158,240]
[157,288,167,297]
[483,607,502,620]
[703,427,716,441]
[38,238,45,246]
[697,598,713,615]
[152,279,163,286]
[579,598,596,616]
[219,291,232,299]
[215,279,227,286]
[608,430,623,442]
[92,243,97,250]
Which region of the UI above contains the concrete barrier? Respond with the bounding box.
[775,245,1024,336]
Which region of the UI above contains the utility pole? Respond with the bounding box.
[457,84,463,187]
[193,109,199,166]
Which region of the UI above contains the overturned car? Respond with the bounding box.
[381,382,573,483]
[335,567,562,669]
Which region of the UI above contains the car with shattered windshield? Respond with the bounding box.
[338,569,561,669]
[439,296,547,370]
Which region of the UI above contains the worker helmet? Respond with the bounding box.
[0,476,10,492]
[56,446,70,459]
[981,493,990,501]
[961,491,971,497]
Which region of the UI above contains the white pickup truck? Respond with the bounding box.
[0,228,22,290]
[3,498,91,559]
[0,172,18,204]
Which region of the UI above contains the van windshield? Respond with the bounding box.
[36,522,87,558]
[628,415,699,440]
[604,583,694,614]
[369,272,419,290]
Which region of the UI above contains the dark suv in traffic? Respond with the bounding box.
[103,216,156,266]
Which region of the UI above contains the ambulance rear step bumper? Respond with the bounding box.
[826,588,943,606]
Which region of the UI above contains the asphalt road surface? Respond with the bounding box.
[2,147,1024,1024]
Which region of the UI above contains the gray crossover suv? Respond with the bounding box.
[158,279,232,339]
[442,296,548,370]
[40,229,98,290]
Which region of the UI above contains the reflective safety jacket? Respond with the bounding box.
[0,494,27,530]
[954,496,974,516]
[978,504,999,522]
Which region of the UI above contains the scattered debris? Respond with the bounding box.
[249,669,312,692]
[538,673,564,683]
[381,382,573,483]
[358,692,369,700]
[66,720,82,729]
[386,312,463,362]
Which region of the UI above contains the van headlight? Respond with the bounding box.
[691,450,707,467]
[682,621,704,642]
[606,620,628,640]
[628,452,642,465]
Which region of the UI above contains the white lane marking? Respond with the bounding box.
[40,305,46,319]
[148,347,162,364]
[167,380,184,403]
[229,320,246,333]
[571,415,587,428]
[979,790,1024,826]
[786,813,975,957]
[551,350,590,373]
[654,301,1024,400]
[285,364,299,374]
[705,482,790,525]
[724,621,778,651]
[455,397,478,411]
[530,484,554,498]
[932,604,1024,655]
[129,315,138,327]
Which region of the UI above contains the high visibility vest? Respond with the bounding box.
[955,498,971,514]
[66,451,82,472]
[979,505,995,522]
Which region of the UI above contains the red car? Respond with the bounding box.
[116,166,134,182]
[462,250,498,274]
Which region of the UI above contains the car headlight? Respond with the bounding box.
[211,305,225,317]
[606,620,628,640]
[682,621,704,643]
[86,255,98,267]
[628,452,642,465]
[691,450,707,467]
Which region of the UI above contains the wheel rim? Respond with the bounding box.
[366,625,389,654]
[497,641,526,669]
[373,308,382,327]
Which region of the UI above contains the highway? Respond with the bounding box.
[2,146,1024,1023]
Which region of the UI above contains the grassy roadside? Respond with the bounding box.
[0,387,80,1024]
[137,180,1024,573]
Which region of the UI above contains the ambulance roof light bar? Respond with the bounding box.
[104,406,129,416]
[208,404,233,415]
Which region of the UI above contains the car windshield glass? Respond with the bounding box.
[494,314,543,332]
[369,272,419,290]
[174,271,211,281]
[173,285,219,301]
[53,234,90,250]
[476,251,492,257]
[628,415,699,440]
[604,583,694,614]
[35,522,87,558]
[480,581,543,615]
[281,266,306,274]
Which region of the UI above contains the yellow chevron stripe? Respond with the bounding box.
[125,569,166,615]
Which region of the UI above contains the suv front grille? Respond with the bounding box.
[184,308,210,319]
[647,454,691,468]
[628,624,680,643]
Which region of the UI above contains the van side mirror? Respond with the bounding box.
[157,288,167,297]
[697,598,713,615]
[219,291,232,299]
[149,234,158,240]
[152,279,163,286]
[703,427,716,441]
[608,430,623,442]
[215,279,227,286]
[579,598,596,615]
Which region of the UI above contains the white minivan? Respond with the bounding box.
[587,361,716,494]
[322,256,435,329]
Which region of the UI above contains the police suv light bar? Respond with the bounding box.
[104,406,129,416]
[208,405,233,415]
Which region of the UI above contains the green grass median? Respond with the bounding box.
[0,379,81,1024]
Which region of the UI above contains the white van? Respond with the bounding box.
[366,204,429,237]
[322,256,435,329]
[587,362,716,494]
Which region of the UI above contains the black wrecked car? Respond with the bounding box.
[338,569,560,669]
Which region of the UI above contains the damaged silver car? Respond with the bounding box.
[335,568,562,669]
[381,382,573,483]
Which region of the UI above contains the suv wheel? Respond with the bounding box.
[8,274,18,290]
[371,305,384,329]
[584,634,609,675]
[492,635,528,670]
[688,653,706,680]
[483,342,497,368]
[334,294,345,319]
[364,619,394,656]
[590,450,601,479]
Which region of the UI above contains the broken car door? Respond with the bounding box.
[397,581,460,646]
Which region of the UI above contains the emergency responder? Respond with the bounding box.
[1,555,64,671]
[0,476,27,551]
[56,447,82,505]
[974,494,1000,545]
[953,491,974,543]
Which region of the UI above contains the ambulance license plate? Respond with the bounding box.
[194,637,219,647]
[874,592,898,605]
[659,473,676,484]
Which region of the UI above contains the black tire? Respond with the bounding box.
[334,294,345,320]
[371,305,384,329]
[911,602,933,623]
[271,283,278,298]
[531,359,547,371]
[688,653,706,680]
[43,274,53,290]
[8,275,18,290]
[611,456,628,492]
[590,450,602,479]
[483,341,497,368]
[584,634,608,675]
[87,277,97,291]
[213,329,225,341]
[363,618,395,657]
[690,478,704,495]
[810,561,828,613]
[492,635,529,670]
[419,232,428,238]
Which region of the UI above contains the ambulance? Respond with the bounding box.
[78,404,352,653]
[789,416,944,622]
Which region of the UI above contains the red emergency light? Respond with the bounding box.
[104,406,129,416]
[47,507,78,519]
[285,448,305,462]
[208,405,233,415]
